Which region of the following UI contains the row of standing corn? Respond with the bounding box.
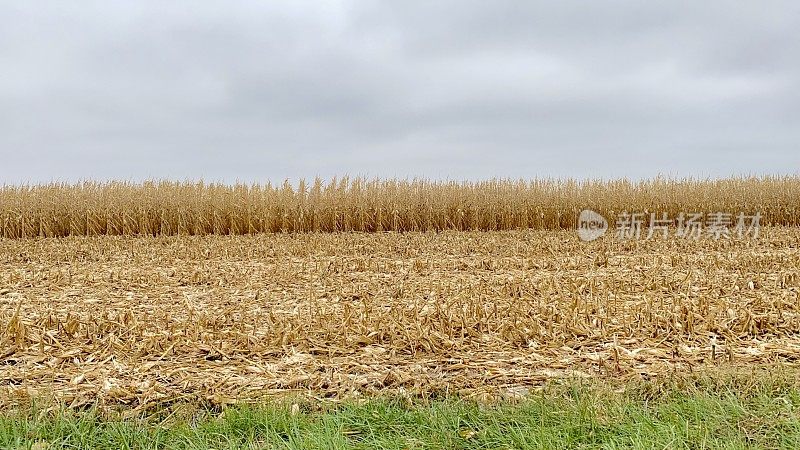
[1,176,798,238]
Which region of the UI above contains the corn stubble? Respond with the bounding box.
[1,228,799,410]
[1,176,799,238]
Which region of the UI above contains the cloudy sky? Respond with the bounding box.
[1,1,798,183]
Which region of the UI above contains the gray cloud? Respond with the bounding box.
[1,1,798,183]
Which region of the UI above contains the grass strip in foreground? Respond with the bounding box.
[2,378,800,449]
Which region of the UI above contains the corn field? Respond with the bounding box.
[1,177,800,410]
[2,176,799,238]
[2,227,800,409]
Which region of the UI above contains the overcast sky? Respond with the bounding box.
[1,1,798,183]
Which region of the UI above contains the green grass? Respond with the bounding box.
[2,378,800,449]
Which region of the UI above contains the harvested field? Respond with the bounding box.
[1,228,799,410]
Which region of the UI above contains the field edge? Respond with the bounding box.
[3,369,800,449]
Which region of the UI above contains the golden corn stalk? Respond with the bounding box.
[0,176,798,238]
